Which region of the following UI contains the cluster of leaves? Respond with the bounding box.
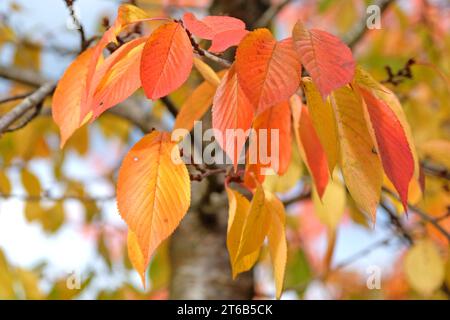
[48,3,432,298]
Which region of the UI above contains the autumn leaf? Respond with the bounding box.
[292,20,355,98]
[183,12,245,39]
[117,131,191,267]
[236,30,301,113]
[265,191,287,299]
[331,86,382,220]
[127,229,146,287]
[193,58,221,86]
[174,70,227,132]
[53,4,163,146]
[359,87,414,211]
[0,171,11,195]
[212,64,254,168]
[20,168,41,197]
[404,239,445,296]
[140,21,193,100]
[229,183,287,298]
[209,29,249,53]
[235,184,270,262]
[183,12,247,52]
[52,47,94,148]
[226,187,260,278]
[291,99,329,198]
[244,101,292,187]
[91,37,147,118]
[354,67,418,176]
[312,175,346,230]
[302,78,339,171]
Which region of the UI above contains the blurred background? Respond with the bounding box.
[0,0,449,300]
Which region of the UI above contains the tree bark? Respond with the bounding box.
[169,177,254,299]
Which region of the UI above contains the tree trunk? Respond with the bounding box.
[168,0,270,300]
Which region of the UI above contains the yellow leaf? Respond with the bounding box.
[118,4,151,24]
[20,168,41,197]
[127,229,146,287]
[0,250,15,299]
[331,86,382,221]
[17,269,44,299]
[226,187,260,278]
[266,191,287,299]
[303,78,339,171]
[263,145,303,193]
[235,184,270,263]
[347,194,370,228]
[193,57,221,86]
[117,131,191,271]
[42,202,65,232]
[404,239,445,296]
[14,41,41,71]
[0,170,11,195]
[312,175,346,230]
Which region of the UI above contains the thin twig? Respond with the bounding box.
[64,0,87,52]
[421,161,450,180]
[382,187,450,242]
[380,201,414,245]
[0,91,35,105]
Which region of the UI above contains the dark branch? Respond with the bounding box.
[64,0,88,52]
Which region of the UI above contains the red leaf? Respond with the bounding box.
[359,87,414,210]
[183,12,246,40]
[212,64,254,168]
[236,30,301,113]
[140,21,193,100]
[296,103,329,198]
[292,21,355,98]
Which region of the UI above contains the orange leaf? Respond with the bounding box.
[140,21,193,100]
[359,87,414,210]
[174,81,217,132]
[183,12,245,40]
[91,37,146,118]
[292,21,355,98]
[117,131,191,265]
[244,101,292,186]
[212,64,254,169]
[52,47,94,148]
[296,103,329,198]
[236,30,301,113]
[127,229,146,287]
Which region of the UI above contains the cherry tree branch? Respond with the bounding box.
[382,187,450,242]
[0,82,56,134]
[63,0,88,52]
